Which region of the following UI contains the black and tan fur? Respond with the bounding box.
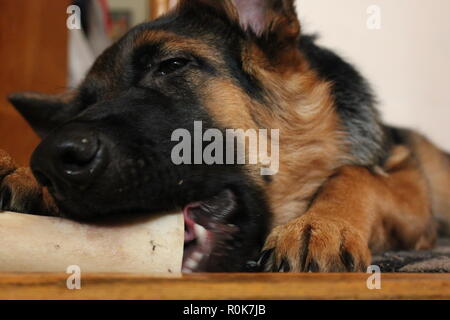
[1,0,449,272]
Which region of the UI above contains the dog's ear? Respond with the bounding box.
[232,0,300,40]
[8,91,79,138]
[179,0,300,42]
[178,0,301,67]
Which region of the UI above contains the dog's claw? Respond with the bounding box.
[0,185,12,211]
[307,259,319,272]
[255,249,274,271]
[277,258,290,272]
[340,250,355,271]
[245,260,259,272]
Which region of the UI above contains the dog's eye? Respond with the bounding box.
[155,58,190,76]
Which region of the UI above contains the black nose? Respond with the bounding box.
[31,125,107,193]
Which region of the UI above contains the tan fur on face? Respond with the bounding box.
[198,42,347,228]
[132,5,354,231]
[130,7,349,230]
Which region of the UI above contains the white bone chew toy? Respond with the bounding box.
[0,211,184,273]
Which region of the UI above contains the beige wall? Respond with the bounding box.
[296,0,450,150]
[107,0,149,26]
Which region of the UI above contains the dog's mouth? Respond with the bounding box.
[45,179,246,272]
[182,189,239,273]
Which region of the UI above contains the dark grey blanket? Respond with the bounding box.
[373,239,450,273]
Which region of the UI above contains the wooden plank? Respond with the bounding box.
[0,0,70,165]
[0,273,449,300]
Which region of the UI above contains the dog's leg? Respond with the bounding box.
[408,131,450,235]
[262,149,436,272]
[0,149,58,215]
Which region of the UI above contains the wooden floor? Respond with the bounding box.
[0,273,449,300]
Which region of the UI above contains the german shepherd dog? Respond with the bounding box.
[1,0,449,272]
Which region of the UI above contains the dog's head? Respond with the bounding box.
[8,0,333,272]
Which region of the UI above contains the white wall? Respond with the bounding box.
[296,0,450,150]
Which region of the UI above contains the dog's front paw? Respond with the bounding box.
[0,167,45,213]
[0,149,16,178]
[0,150,45,213]
[0,149,17,210]
[260,215,371,272]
